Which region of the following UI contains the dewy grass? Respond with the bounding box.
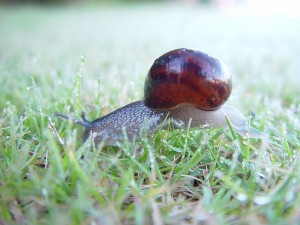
[0,4,300,225]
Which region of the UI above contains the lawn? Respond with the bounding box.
[0,3,300,225]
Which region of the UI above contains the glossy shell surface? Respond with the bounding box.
[144,48,232,111]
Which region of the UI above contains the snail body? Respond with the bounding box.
[56,48,262,146]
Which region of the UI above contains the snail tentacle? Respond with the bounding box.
[55,112,92,128]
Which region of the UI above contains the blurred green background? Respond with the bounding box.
[1,0,299,111]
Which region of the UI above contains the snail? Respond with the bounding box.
[55,48,262,146]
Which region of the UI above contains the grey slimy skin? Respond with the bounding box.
[55,100,262,146]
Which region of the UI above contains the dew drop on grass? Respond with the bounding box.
[42,188,48,197]
[285,191,294,202]
[159,155,167,160]
[265,167,271,173]
[237,193,248,202]
[254,196,271,205]
[80,55,86,64]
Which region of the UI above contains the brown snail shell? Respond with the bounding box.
[144,48,232,110]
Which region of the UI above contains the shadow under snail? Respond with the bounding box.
[55,48,262,146]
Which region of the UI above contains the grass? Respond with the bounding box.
[0,3,300,225]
